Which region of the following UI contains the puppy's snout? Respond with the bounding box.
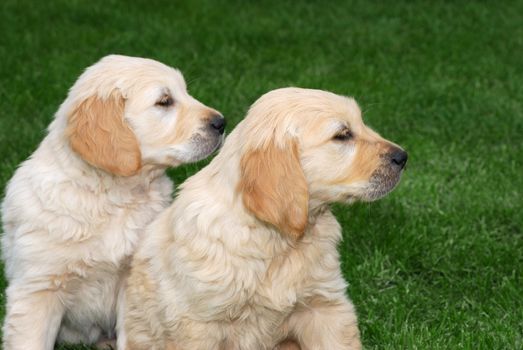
[389,148,408,169]
[209,114,226,135]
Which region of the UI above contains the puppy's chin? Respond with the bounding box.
[333,167,404,204]
[140,133,223,168]
[359,167,404,202]
[171,133,224,164]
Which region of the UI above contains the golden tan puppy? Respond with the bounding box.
[119,88,407,350]
[1,55,224,350]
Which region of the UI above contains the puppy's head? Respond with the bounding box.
[63,55,224,176]
[237,88,407,238]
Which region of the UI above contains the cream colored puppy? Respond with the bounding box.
[1,55,225,350]
[120,88,407,350]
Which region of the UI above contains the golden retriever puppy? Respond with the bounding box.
[1,55,225,350]
[119,88,407,350]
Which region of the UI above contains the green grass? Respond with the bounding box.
[1,0,522,349]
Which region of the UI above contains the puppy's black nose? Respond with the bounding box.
[390,149,408,169]
[209,114,226,134]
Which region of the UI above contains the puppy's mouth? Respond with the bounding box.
[183,131,224,163]
[360,165,405,202]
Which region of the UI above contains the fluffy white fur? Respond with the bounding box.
[119,88,407,350]
[1,55,224,350]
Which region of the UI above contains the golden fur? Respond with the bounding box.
[118,88,407,350]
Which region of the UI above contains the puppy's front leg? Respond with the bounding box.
[287,295,361,350]
[2,284,64,350]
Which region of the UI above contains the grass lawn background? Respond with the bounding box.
[1,0,522,349]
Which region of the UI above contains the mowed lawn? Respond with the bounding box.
[1,0,522,349]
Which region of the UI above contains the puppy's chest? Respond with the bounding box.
[63,179,172,272]
[58,184,171,298]
[196,257,308,348]
[90,188,170,260]
[218,254,309,323]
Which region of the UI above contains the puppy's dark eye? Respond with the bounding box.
[156,95,174,107]
[333,128,353,141]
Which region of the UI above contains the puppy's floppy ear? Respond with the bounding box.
[66,91,142,176]
[239,139,308,239]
